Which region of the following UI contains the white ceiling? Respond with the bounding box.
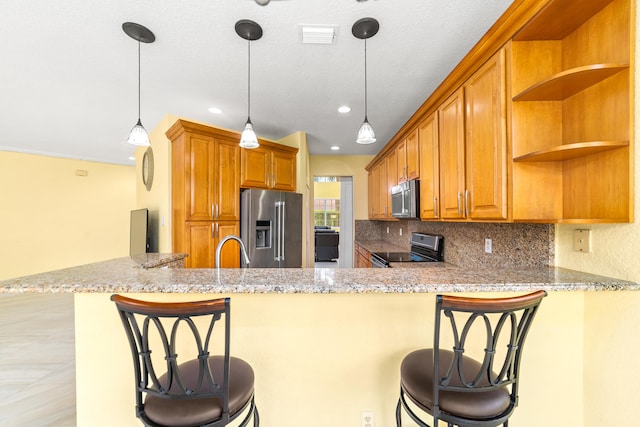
[0,0,513,166]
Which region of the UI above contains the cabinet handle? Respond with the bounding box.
[211,204,214,218]
[457,192,462,215]
[434,197,438,218]
[465,190,470,217]
[211,223,215,238]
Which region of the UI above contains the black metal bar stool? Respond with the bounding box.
[396,291,547,427]
[111,295,259,427]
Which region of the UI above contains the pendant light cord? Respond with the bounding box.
[137,39,141,121]
[247,39,251,121]
[364,38,368,119]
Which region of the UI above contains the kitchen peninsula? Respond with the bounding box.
[1,258,639,426]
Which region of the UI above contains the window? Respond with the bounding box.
[314,199,340,228]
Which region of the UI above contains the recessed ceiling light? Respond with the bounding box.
[338,106,351,113]
[128,156,136,161]
[208,107,222,114]
[331,146,340,150]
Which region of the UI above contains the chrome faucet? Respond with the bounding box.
[215,235,250,269]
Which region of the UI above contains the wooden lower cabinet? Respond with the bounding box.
[182,221,240,268]
[354,243,371,268]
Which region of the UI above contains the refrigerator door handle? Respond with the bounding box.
[280,201,286,261]
[274,201,282,261]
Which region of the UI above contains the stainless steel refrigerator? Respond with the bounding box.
[240,189,303,268]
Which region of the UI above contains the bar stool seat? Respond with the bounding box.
[144,356,255,427]
[400,349,510,420]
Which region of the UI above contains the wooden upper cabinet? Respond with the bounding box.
[185,133,216,221]
[396,129,420,184]
[214,139,241,221]
[367,166,379,219]
[168,121,240,223]
[419,113,440,220]
[240,142,297,192]
[436,48,508,222]
[463,48,508,221]
[383,151,396,218]
[240,146,270,190]
[438,87,466,220]
[271,149,296,191]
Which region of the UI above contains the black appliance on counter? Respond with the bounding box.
[370,232,443,268]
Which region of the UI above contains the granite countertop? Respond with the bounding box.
[129,253,188,268]
[1,256,638,294]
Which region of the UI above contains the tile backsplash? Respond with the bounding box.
[355,220,554,269]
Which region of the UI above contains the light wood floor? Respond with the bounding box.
[0,293,76,426]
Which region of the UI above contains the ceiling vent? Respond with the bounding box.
[299,25,338,44]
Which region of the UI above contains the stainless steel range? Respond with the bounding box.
[370,233,443,268]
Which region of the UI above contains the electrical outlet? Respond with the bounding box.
[484,238,492,253]
[361,411,375,427]
[386,226,389,234]
[399,228,403,236]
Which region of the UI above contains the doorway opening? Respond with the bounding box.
[313,176,353,268]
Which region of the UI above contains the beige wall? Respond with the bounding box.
[314,181,341,199]
[0,152,136,280]
[309,155,374,221]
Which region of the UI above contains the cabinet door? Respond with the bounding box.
[240,147,270,189]
[368,167,380,219]
[214,221,240,268]
[405,128,420,181]
[271,150,296,192]
[395,140,406,183]
[438,88,466,219]
[184,222,215,268]
[186,134,215,221]
[214,139,240,221]
[464,49,508,220]
[384,151,397,218]
[419,113,440,220]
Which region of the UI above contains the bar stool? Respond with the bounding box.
[396,290,547,427]
[111,295,259,427]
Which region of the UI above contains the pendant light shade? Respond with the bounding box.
[356,118,376,145]
[123,22,155,147]
[236,20,263,149]
[128,119,150,146]
[352,18,379,145]
[240,119,259,149]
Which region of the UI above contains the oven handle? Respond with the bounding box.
[370,254,389,268]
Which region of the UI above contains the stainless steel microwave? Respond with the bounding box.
[391,180,420,218]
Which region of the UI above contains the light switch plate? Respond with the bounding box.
[573,229,591,253]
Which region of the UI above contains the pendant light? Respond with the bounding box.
[235,20,263,149]
[123,22,155,147]
[352,18,379,145]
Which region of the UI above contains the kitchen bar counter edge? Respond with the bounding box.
[1,255,637,293]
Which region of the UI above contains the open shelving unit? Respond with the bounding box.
[510,0,633,223]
